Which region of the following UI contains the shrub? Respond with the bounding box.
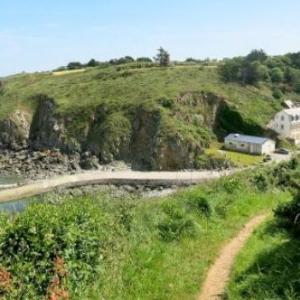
[0,199,108,298]
[275,193,300,233]
[252,172,270,191]
[272,87,283,99]
[187,196,212,218]
[158,203,196,242]
[271,67,284,83]
[222,178,241,194]
[158,97,174,109]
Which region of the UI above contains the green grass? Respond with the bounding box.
[0,164,293,299]
[0,64,288,168]
[226,217,300,300]
[205,144,264,167]
[83,170,290,300]
[0,65,282,137]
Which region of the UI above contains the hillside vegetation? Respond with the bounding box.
[227,157,300,299]
[0,58,286,170]
[0,159,297,299]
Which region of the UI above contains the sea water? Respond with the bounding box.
[0,176,29,212]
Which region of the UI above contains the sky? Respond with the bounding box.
[1,0,300,76]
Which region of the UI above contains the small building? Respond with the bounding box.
[224,134,275,155]
[270,108,300,145]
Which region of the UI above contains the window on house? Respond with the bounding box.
[281,116,284,121]
[281,125,284,130]
[241,144,245,147]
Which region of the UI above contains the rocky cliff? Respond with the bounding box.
[0,91,237,171]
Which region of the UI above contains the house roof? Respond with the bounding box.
[225,133,270,145]
[283,108,300,116]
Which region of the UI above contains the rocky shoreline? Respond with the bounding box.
[0,149,130,181]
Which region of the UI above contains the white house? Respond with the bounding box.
[270,108,300,145]
[224,134,275,155]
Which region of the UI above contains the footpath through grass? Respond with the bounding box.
[86,167,290,300]
[0,162,295,299]
[226,158,300,300]
[226,218,299,300]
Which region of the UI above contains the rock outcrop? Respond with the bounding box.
[0,110,31,150]
[0,91,260,173]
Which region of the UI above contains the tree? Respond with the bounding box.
[136,57,152,63]
[291,70,300,93]
[256,63,270,81]
[67,62,83,70]
[246,49,268,62]
[154,47,170,67]
[185,58,201,64]
[109,56,135,65]
[239,61,264,85]
[271,67,284,83]
[219,58,242,82]
[86,59,99,67]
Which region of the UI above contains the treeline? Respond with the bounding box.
[55,56,153,72]
[55,48,171,71]
[219,49,300,96]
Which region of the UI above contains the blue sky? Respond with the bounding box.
[1,0,300,76]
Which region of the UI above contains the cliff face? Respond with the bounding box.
[0,92,264,170]
[0,110,31,151]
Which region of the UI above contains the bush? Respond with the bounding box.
[252,172,270,191]
[187,196,212,218]
[275,193,300,233]
[271,67,284,83]
[222,178,241,194]
[158,97,174,109]
[67,62,83,70]
[0,200,108,298]
[272,87,283,99]
[158,203,196,242]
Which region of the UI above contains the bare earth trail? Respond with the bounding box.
[198,214,268,300]
[0,169,235,203]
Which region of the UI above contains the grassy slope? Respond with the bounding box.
[226,218,300,300]
[205,143,264,167]
[81,170,290,300]
[1,65,282,132]
[0,165,293,299]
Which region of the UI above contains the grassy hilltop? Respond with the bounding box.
[0,59,293,169]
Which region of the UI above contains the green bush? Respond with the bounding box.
[252,172,270,191]
[272,87,283,99]
[158,203,196,242]
[187,195,212,218]
[158,97,174,109]
[271,67,284,83]
[275,193,300,233]
[222,178,241,194]
[0,199,108,299]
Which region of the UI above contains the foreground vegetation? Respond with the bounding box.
[0,158,298,299]
[226,158,300,299]
[227,220,300,299]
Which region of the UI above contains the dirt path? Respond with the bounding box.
[198,214,268,300]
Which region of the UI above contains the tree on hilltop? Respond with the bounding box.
[155,47,170,67]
